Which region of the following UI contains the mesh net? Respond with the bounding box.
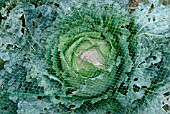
[0,0,170,114]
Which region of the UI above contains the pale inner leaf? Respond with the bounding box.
[81,49,105,68]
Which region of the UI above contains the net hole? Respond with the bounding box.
[37,96,43,100]
[162,104,170,112]
[134,78,138,81]
[133,85,140,92]
[55,96,60,100]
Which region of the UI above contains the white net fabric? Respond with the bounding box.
[0,0,169,114]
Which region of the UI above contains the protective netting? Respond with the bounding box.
[0,0,170,114]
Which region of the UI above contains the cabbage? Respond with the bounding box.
[0,0,169,114]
